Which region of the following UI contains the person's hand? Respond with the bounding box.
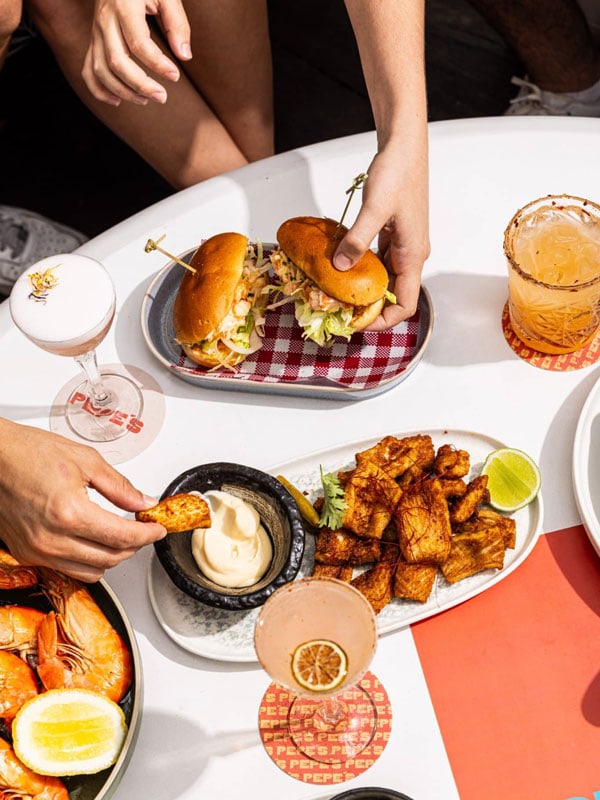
[82,0,192,106]
[0,420,166,582]
[333,138,430,330]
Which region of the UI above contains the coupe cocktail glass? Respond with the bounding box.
[254,576,380,763]
[9,253,142,442]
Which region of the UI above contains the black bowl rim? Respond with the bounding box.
[153,462,305,610]
[329,789,415,800]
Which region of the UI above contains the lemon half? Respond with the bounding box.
[291,638,348,693]
[12,688,128,776]
[481,448,541,513]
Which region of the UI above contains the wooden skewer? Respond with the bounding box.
[145,235,196,274]
[333,172,369,241]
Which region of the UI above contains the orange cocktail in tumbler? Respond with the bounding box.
[504,194,600,354]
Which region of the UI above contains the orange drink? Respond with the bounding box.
[504,194,600,354]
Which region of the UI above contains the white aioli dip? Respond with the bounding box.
[191,490,273,588]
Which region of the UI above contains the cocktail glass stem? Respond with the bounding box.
[73,350,111,405]
[313,697,346,730]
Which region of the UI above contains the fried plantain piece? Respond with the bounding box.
[449,475,490,524]
[395,477,452,565]
[433,444,471,478]
[312,563,354,582]
[136,492,211,532]
[441,528,506,583]
[342,462,402,538]
[356,435,435,480]
[455,508,517,549]
[351,562,394,613]
[314,528,381,565]
[393,561,438,603]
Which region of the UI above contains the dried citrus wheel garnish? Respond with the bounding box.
[276,475,320,527]
[291,638,348,693]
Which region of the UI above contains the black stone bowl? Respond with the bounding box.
[330,790,415,800]
[153,462,306,610]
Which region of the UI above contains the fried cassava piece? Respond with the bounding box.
[309,434,518,614]
[136,493,211,532]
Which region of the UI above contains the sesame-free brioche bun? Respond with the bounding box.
[276,216,389,310]
[173,232,249,367]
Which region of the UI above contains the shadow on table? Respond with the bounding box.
[120,710,260,798]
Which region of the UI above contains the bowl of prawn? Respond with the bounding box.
[0,562,142,800]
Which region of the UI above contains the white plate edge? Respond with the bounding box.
[572,374,600,557]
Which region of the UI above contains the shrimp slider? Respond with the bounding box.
[173,232,270,369]
[269,216,393,346]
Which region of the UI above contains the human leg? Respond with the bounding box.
[468,0,600,92]
[25,0,262,188]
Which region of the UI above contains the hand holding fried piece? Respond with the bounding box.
[135,493,211,532]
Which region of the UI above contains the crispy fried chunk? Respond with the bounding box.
[455,508,517,549]
[438,478,468,499]
[136,493,211,532]
[351,562,394,614]
[314,528,381,566]
[355,435,435,479]
[312,564,354,582]
[395,478,452,565]
[441,529,506,583]
[449,475,490,524]
[342,462,402,538]
[433,444,471,478]
[393,561,438,603]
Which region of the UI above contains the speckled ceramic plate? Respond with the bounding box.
[0,578,142,800]
[147,429,542,663]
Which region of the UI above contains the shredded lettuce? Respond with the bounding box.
[295,300,355,347]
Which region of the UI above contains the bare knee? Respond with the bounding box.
[0,0,22,41]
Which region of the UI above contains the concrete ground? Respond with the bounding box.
[0,0,521,240]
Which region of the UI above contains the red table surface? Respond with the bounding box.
[413,525,600,800]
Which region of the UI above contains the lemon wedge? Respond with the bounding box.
[12,688,127,776]
[276,475,320,527]
[291,638,348,693]
[481,448,541,512]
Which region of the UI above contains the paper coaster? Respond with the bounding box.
[501,302,600,371]
[258,672,392,785]
[50,364,165,464]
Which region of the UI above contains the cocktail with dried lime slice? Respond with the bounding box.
[254,576,381,763]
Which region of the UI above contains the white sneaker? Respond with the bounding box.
[0,207,88,295]
[505,75,600,117]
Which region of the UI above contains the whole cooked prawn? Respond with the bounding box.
[0,606,45,659]
[0,550,38,591]
[37,570,132,703]
[0,738,68,800]
[0,650,38,722]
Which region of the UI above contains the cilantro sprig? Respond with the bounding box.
[318,467,347,530]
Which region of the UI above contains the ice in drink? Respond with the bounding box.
[504,195,600,354]
[9,254,115,357]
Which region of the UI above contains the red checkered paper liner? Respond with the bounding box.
[172,303,422,389]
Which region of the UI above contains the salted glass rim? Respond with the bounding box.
[503,193,600,291]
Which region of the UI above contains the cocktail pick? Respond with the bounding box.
[145,235,196,274]
[333,172,368,241]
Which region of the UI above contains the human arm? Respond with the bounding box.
[335,0,430,329]
[81,0,192,106]
[0,419,166,582]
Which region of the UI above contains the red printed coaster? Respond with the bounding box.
[501,302,600,371]
[258,672,392,785]
[50,364,166,464]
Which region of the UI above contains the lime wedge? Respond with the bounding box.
[481,448,541,513]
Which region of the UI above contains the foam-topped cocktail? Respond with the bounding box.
[10,253,142,443]
[254,577,381,763]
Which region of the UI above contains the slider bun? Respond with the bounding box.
[180,342,247,369]
[351,297,386,331]
[276,216,388,306]
[173,232,248,350]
